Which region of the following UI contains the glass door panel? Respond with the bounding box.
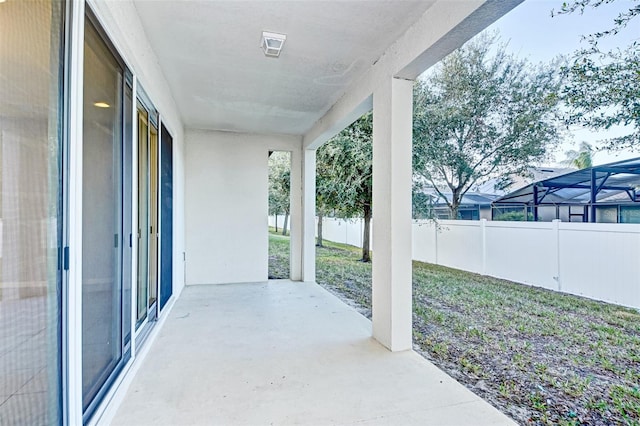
[81,16,124,411]
[122,80,133,348]
[136,108,149,327]
[160,124,173,310]
[0,0,64,423]
[148,124,158,320]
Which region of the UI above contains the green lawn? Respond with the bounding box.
[268,228,290,279]
[269,232,640,426]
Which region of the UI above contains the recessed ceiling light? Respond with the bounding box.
[261,31,286,58]
[94,102,110,108]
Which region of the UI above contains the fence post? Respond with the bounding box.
[434,221,439,265]
[481,219,487,275]
[345,219,350,246]
[552,219,561,291]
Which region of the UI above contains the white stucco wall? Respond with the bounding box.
[185,130,300,285]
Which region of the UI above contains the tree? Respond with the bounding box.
[412,33,562,219]
[555,1,640,150]
[561,141,594,169]
[315,151,341,248]
[316,113,373,262]
[412,183,435,220]
[268,152,290,235]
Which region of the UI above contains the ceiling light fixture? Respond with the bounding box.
[261,31,286,58]
[94,102,110,108]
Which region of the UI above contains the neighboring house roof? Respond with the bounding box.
[494,157,640,205]
[423,190,498,207]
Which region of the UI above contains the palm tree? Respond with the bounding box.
[562,142,593,169]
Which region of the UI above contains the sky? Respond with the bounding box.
[439,0,639,166]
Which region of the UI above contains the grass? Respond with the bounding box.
[268,227,290,279]
[269,231,640,425]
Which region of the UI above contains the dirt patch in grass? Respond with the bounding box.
[271,234,640,425]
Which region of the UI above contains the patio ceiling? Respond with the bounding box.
[132,0,438,135]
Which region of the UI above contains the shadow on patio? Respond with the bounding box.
[107,281,514,425]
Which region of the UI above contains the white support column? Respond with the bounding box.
[302,149,316,282]
[290,148,303,281]
[372,77,414,352]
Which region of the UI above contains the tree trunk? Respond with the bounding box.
[449,190,461,219]
[282,212,289,236]
[274,213,278,233]
[317,211,323,247]
[449,201,460,220]
[362,205,372,262]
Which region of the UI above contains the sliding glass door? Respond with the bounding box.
[81,13,131,417]
[160,124,173,309]
[0,0,64,424]
[136,107,150,327]
[136,98,159,329]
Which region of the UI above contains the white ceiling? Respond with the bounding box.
[132,0,437,136]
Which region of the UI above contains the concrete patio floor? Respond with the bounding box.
[107,281,515,425]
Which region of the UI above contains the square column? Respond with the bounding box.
[302,149,316,282]
[372,77,413,352]
[290,148,303,281]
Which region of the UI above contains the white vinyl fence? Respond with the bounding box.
[269,214,289,232]
[413,219,640,310]
[270,215,640,310]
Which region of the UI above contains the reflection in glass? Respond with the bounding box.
[123,82,133,347]
[149,124,158,316]
[0,0,63,424]
[137,108,149,326]
[81,18,123,411]
[160,125,173,310]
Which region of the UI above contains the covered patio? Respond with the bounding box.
[102,281,513,425]
[0,1,530,423]
[82,0,525,423]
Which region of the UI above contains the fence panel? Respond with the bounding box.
[412,220,437,263]
[345,219,364,248]
[485,221,558,290]
[270,215,640,309]
[559,223,640,308]
[436,220,483,274]
[322,218,346,245]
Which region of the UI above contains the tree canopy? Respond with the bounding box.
[412,33,562,219]
[555,0,640,150]
[268,151,291,234]
[316,113,373,261]
[562,141,594,169]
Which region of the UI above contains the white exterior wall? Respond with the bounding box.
[186,130,300,285]
[321,217,640,310]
